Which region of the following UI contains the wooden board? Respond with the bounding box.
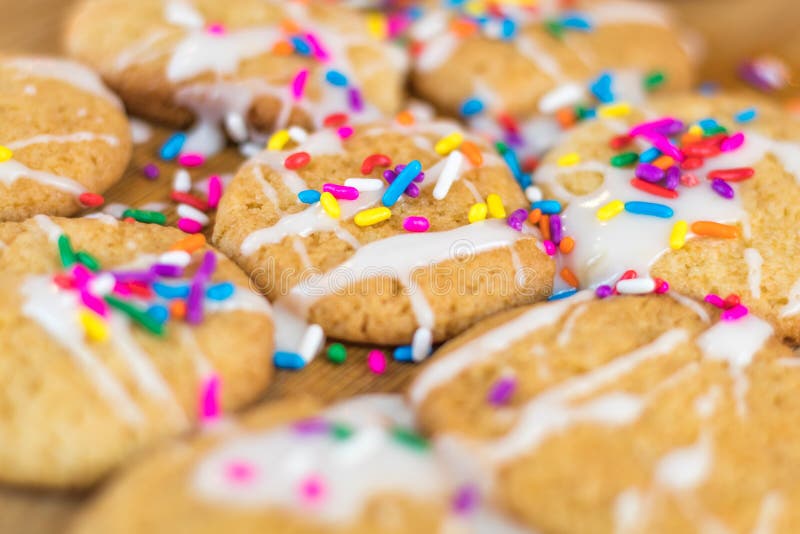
[0,1,792,532]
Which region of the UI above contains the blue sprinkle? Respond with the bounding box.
[146,304,169,324]
[291,36,311,55]
[383,160,422,207]
[159,133,186,161]
[153,282,190,299]
[325,70,348,87]
[735,107,757,123]
[639,147,661,163]
[502,149,523,181]
[206,282,234,301]
[500,18,516,39]
[274,351,306,370]
[561,12,593,31]
[517,173,532,189]
[590,72,614,103]
[393,345,413,362]
[531,200,562,214]
[460,98,484,117]
[624,201,674,218]
[298,190,321,204]
[548,289,578,301]
[582,107,597,119]
[698,118,719,132]
[699,81,719,95]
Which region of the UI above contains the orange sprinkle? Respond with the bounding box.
[560,267,579,288]
[450,18,478,37]
[271,40,294,55]
[527,208,542,225]
[171,233,207,253]
[460,141,483,166]
[170,299,187,320]
[538,214,550,241]
[680,132,702,146]
[281,18,300,33]
[396,110,415,126]
[691,221,739,239]
[652,155,674,170]
[559,236,575,254]
[555,108,576,128]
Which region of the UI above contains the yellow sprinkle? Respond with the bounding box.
[0,145,12,163]
[688,125,703,136]
[598,102,631,118]
[267,130,290,151]
[320,192,340,219]
[557,152,580,167]
[468,202,488,223]
[464,0,486,16]
[354,206,391,227]
[596,200,624,221]
[670,220,688,250]
[434,132,463,156]
[486,194,506,218]
[366,13,387,39]
[79,310,108,342]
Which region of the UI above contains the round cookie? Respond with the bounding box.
[65,0,408,155]
[0,216,273,488]
[0,55,132,221]
[70,394,529,534]
[529,91,800,343]
[212,113,555,353]
[408,0,693,121]
[410,292,800,533]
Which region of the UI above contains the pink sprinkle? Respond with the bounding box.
[71,264,93,287]
[403,216,430,233]
[629,117,680,138]
[680,173,699,187]
[113,282,132,296]
[292,69,309,101]
[299,474,326,504]
[178,153,205,167]
[178,217,203,233]
[650,134,685,162]
[80,289,108,317]
[654,278,670,294]
[367,350,387,374]
[704,293,726,309]
[543,240,556,256]
[206,22,226,35]
[305,33,329,62]
[225,461,256,484]
[337,125,354,139]
[720,132,745,152]
[207,175,223,208]
[721,304,749,321]
[322,183,359,200]
[200,374,220,422]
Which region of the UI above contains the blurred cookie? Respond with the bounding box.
[0,216,273,488]
[0,55,131,221]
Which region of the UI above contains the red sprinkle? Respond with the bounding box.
[609,134,632,150]
[724,294,741,309]
[681,157,704,170]
[285,151,311,170]
[323,113,348,128]
[654,277,670,294]
[630,178,679,199]
[78,192,104,207]
[522,157,539,173]
[53,273,75,289]
[707,168,755,182]
[361,154,392,175]
[497,113,520,134]
[620,270,638,280]
[171,191,209,211]
[682,144,719,158]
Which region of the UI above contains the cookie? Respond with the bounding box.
[65,0,408,155]
[527,91,800,342]
[0,55,132,221]
[0,216,273,488]
[71,394,529,534]
[410,292,800,533]
[212,112,555,355]
[407,0,694,124]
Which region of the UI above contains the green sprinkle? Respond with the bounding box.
[104,296,165,336]
[610,152,639,167]
[644,70,666,91]
[327,343,347,364]
[575,105,593,120]
[704,125,728,136]
[494,140,508,156]
[57,235,76,267]
[391,427,429,452]
[75,251,101,272]
[122,209,167,225]
[330,422,353,441]
[544,20,564,39]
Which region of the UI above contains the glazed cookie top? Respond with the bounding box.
[65,0,408,155]
[0,216,273,488]
[528,91,800,342]
[212,111,555,356]
[410,293,800,533]
[71,395,529,534]
[407,0,693,121]
[0,56,132,221]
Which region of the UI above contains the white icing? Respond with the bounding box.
[33,215,64,242]
[654,433,712,491]
[779,278,800,318]
[129,119,153,144]
[744,248,763,299]
[7,132,119,150]
[0,159,87,195]
[752,492,784,534]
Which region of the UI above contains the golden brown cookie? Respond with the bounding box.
[410,292,800,533]
[212,113,555,355]
[70,394,528,534]
[0,55,131,221]
[529,91,800,343]
[0,216,273,488]
[65,0,408,154]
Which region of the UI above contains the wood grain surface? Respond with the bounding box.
[0,1,792,532]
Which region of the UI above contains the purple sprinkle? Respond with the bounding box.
[196,251,217,282]
[711,178,735,199]
[635,163,664,183]
[142,163,160,180]
[452,484,481,515]
[664,166,680,190]
[110,270,156,283]
[487,376,517,406]
[505,131,524,148]
[721,304,749,321]
[186,280,204,325]
[507,208,527,231]
[549,214,562,245]
[347,87,364,112]
[413,171,425,183]
[738,61,775,92]
[383,169,396,181]
[150,264,184,278]
[383,167,420,197]
[595,285,613,298]
[661,120,685,136]
[293,418,330,435]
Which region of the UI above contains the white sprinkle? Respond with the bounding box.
[298,324,325,363]
[239,142,262,158]
[288,126,309,144]
[224,112,248,143]
[88,273,115,296]
[158,250,192,267]
[616,278,657,295]
[177,203,209,225]
[412,327,433,362]
[129,118,153,144]
[344,178,384,192]
[525,185,543,203]
[164,0,205,28]
[173,169,191,192]
[432,150,464,200]
[538,83,586,114]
